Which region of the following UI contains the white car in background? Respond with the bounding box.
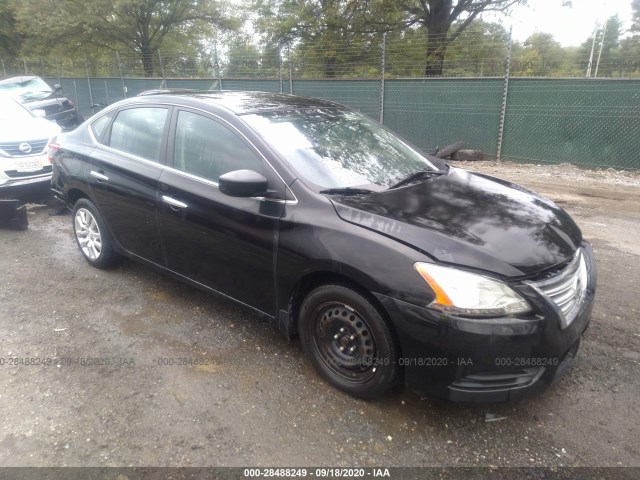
[0,95,61,201]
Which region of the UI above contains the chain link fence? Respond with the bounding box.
[2,29,640,170]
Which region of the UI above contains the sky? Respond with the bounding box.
[504,0,634,46]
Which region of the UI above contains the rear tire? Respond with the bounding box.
[299,284,398,399]
[72,198,118,268]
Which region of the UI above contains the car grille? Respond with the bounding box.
[0,140,48,157]
[4,165,52,178]
[528,249,589,329]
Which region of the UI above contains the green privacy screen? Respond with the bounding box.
[292,79,381,120]
[45,77,640,170]
[383,78,504,156]
[501,78,640,169]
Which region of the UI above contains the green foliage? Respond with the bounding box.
[223,34,282,78]
[3,0,640,80]
[577,15,628,78]
[393,0,528,75]
[254,0,383,78]
[13,0,241,77]
[0,0,21,58]
[632,0,640,33]
[510,33,581,77]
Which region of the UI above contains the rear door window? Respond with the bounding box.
[108,107,169,162]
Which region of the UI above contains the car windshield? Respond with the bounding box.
[243,108,439,189]
[0,96,35,122]
[0,77,53,101]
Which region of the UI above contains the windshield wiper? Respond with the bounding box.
[388,170,444,190]
[319,187,376,196]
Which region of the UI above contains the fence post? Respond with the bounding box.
[1,59,6,77]
[278,47,283,94]
[586,25,598,78]
[116,51,127,98]
[158,50,167,88]
[22,58,27,74]
[287,45,293,95]
[73,80,80,113]
[594,19,607,78]
[496,27,513,163]
[41,58,45,77]
[84,53,94,113]
[105,81,110,105]
[55,60,61,87]
[379,32,386,124]
[213,39,222,91]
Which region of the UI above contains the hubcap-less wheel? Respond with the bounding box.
[312,302,377,384]
[75,208,102,260]
[300,285,398,399]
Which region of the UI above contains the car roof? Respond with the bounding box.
[136,90,343,115]
[0,75,39,84]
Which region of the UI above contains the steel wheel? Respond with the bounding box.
[74,208,102,260]
[312,302,377,383]
[299,284,398,399]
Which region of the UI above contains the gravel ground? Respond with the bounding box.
[0,161,639,470]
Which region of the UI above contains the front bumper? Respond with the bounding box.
[0,173,52,201]
[375,243,596,402]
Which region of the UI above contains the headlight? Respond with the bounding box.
[414,262,531,318]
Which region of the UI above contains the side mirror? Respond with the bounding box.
[53,84,63,94]
[32,109,46,118]
[219,169,268,198]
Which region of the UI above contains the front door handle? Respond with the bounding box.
[162,195,188,210]
[90,170,109,182]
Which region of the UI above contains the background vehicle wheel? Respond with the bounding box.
[72,198,118,268]
[299,284,398,399]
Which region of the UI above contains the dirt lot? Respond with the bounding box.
[0,161,639,469]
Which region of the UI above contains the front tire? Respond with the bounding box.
[299,284,398,399]
[72,198,118,268]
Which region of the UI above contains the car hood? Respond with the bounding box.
[331,168,581,278]
[0,116,61,143]
[18,90,57,104]
[23,94,75,115]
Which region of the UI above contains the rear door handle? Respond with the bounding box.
[162,195,188,209]
[90,170,109,182]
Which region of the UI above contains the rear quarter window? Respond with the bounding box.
[90,112,114,143]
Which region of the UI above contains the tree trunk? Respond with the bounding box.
[425,32,447,76]
[141,47,154,77]
[423,1,453,77]
[324,56,337,78]
[424,25,448,77]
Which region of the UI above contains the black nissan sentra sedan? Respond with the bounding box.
[50,91,596,402]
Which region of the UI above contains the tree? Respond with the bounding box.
[632,0,640,33]
[511,33,578,77]
[223,35,283,78]
[255,0,381,78]
[441,20,509,76]
[15,0,240,77]
[578,15,623,77]
[0,0,21,58]
[393,0,527,76]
